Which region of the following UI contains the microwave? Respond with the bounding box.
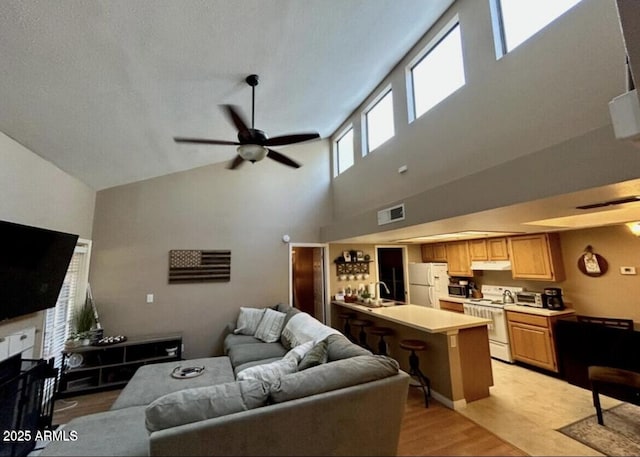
[448,284,469,298]
[515,291,544,308]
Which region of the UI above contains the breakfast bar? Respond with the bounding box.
[331,301,493,409]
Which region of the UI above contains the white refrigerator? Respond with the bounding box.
[408,262,449,308]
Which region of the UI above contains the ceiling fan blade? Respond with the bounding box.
[221,104,250,134]
[266,148,301,169]
[226,155,245,170]
[264,132,320,147]
[174,137,239,145]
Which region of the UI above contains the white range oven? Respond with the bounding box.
[463,285,522,363]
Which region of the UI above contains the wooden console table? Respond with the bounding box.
[58,333,182,397]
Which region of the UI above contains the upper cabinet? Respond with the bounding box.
[445,241,472,277]
[468,237,509,261]
[421,243,447,262]
[508,233,565,281]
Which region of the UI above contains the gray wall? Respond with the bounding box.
[0,132,96,353]
[325,0,631,239]
[89,140,331,358]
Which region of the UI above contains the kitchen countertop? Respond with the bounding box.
[333,300,490,334]
[439,296,468,304]
[503,304,575,317]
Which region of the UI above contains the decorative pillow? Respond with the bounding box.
[236,357,299,384]
[144,379,269,432]
[253,308,286,343]
[234,307,266,336]
[298,338,329,371]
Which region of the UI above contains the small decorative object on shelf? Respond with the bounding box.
[94,335,128,346]
[356,250,365,261]
[342,250,351,262]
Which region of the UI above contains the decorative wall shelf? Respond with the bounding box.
[335,261,371,275]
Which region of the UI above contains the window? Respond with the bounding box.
[492,0,583,57]
[42,239,92,372]
[364,89,394,154]
[409,22,465,121]
[334,127,354,176]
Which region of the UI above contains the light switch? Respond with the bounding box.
[620,266,637,275]
[146,294,154,303]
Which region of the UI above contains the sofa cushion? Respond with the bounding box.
[40,406,148,456]
[233,357,283,376]
[298,338,329,370]
[144,379,269,432]
[111,357,235,410]
[326,334,372,361]
[270,355,400,403]
[280,312,340,350]
[223,333,262,355]
[254,308,286,343]
[234,307,266,336]
[227,342,288,368]
[236,341,314,384]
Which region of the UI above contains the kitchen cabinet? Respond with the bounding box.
[421,243,447,262]
[469,238,509,261]
[508,233,565,281]
[439,300,464,314]
[506,311,566,372]
[445,241,472,277]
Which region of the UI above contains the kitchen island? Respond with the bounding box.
[332,301,493,409]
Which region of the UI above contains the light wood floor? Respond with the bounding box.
[53,387,525,456]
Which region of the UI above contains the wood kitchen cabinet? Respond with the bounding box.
[508,233,565,281]
[440,300,464,313]
[506,311,566,372]
[445,241,472,277]
[468,238,509,261]
[421,243,447,262]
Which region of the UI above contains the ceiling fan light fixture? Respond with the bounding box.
[237,144,267,163]
[626,221,640,236]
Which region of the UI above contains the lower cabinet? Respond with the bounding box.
[506,311,565,372]
[440,300,464,314]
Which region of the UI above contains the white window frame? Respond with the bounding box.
[362,85,394,156]
[406,17,465,123]
[333,125,354,177]
[490,0,583,59]
[41,238,92,370]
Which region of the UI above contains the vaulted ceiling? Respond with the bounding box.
[0,0,453,190]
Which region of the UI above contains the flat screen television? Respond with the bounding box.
[0,220,79,322]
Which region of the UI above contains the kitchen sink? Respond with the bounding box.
[356,299,396,308]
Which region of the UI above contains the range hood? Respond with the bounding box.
[470,260,512,271]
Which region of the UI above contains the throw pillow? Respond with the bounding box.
[144,379,269,432]
[234,307,266,336]
[236,357,299,384]
[253,308,286,343]
[298,338,329,371]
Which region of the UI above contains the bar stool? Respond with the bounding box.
[368,326,393,356]
[351,319,373,350]
[400,339,431,408]
[338,312,357,342]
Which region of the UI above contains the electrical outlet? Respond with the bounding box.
[450,335,457,348]
[146,293,154,303]
[620,266,637,275]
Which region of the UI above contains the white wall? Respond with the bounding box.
[0,131,96,353]
[89,140,331,357]
[325,0,632,239]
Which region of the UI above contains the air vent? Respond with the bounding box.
[377,204,405,226]
[576,195,640,210]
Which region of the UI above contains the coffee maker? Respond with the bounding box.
[543,287,564,310]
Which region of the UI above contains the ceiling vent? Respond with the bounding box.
[576,195,640,210]
[378,204,405,226]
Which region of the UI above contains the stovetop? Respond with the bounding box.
[464,285,524,308]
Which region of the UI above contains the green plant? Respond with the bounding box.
[73,300,96,336]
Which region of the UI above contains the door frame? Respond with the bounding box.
[374,244,409,303]
[288,242,330,324]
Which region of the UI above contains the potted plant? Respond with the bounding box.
[71,300,96,346]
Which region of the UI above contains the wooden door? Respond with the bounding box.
[508,234,553,280]
[487,238,509,260]
[508,322,556,371]
[468,240,488,261]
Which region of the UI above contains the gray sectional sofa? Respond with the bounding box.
[40,304,409,456]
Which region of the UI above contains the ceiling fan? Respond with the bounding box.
[174,74,320,170]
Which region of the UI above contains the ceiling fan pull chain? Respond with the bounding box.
[251,84,255,129]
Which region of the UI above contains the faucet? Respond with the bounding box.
[375,281,391,296]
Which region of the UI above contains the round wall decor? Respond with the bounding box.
[577,245,608,277]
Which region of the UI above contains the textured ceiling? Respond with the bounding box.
[0,0,453,190]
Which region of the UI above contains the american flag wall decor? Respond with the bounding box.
[169,250,231,283]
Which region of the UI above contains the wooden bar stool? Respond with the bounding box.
[368,326,393,356]
[338,312,357,342]
[400,339,431,408]
[588,365,640,425]
[351,319,373,350]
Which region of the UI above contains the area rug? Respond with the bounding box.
[558,403,640,456]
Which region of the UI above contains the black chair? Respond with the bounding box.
[588,366,640,425]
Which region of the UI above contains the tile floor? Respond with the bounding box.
[457,359,621,456]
